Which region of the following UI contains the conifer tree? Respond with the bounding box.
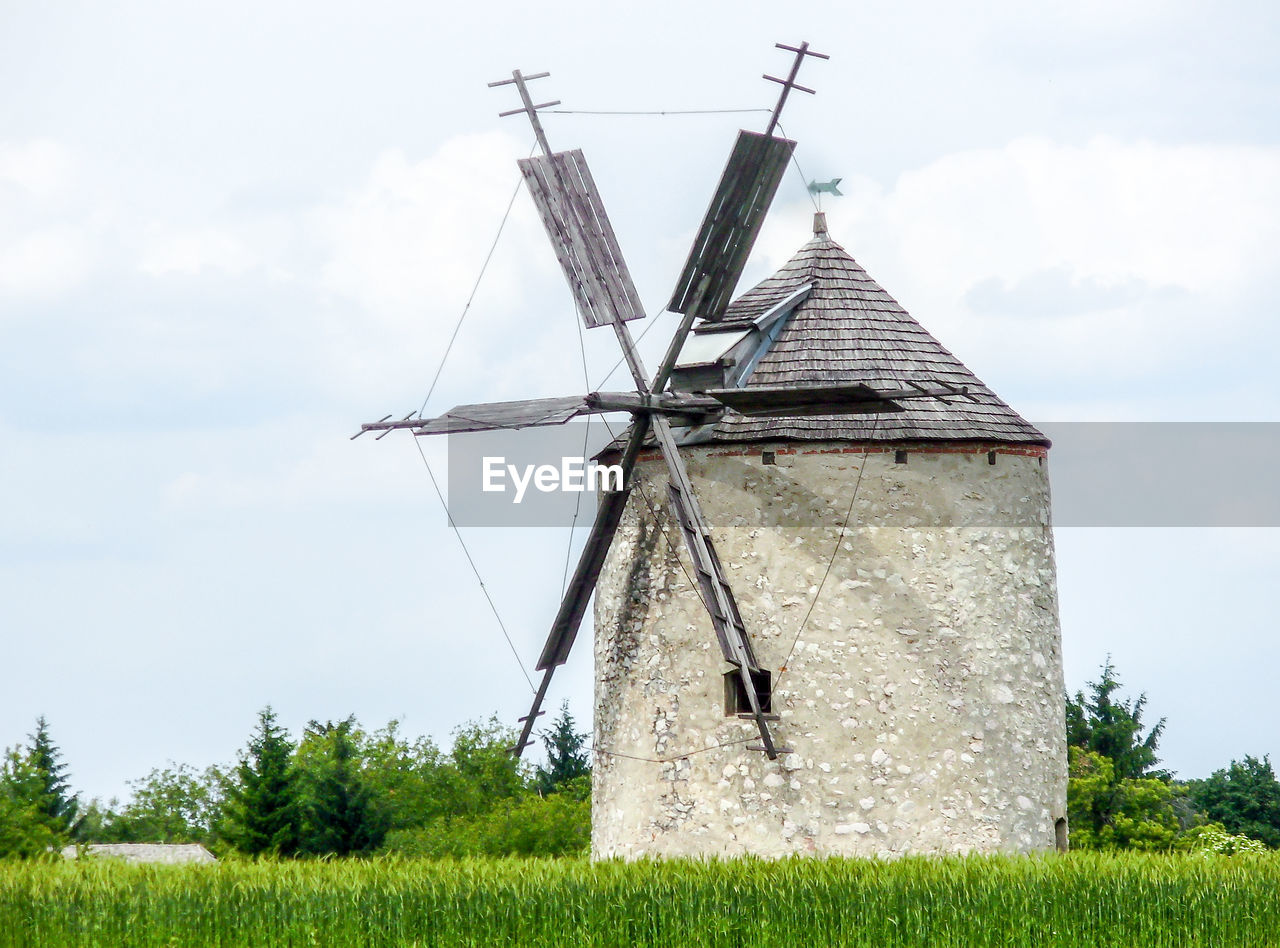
[536,702,590,796]
[25,717,78,834]
[1066,658,1167,780]
[222,707,300,856]
[296,717,387,855]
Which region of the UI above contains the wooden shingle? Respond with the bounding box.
[701,221,1048,446]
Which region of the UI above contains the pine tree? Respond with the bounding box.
[25,717,79,834]
[536,702,589,796]
[296,717,387,856]
[222,707,300,856]
[1066,658,1167,780]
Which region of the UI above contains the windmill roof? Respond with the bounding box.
[696,215,1048,445]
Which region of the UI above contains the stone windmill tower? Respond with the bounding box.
[591,213,1067,858]
[357,45,1067,860]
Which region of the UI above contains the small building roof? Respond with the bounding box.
[690,214,1048,446]
[61,843,217,864]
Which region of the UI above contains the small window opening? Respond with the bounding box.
[724,668,772,716]
[761,450,776,465]
[1054,818,1068,852]
[894,450,908,464]
[987,450,997,465]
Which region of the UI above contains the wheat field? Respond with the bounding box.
[2,852,1277,947]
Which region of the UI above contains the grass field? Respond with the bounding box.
[2,853,1277,947]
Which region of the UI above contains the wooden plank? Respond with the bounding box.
[521,156,616,328]
[554,152,635,326]
[553,149,642,326]
[668,131,795,318]
[520,155,612,327]
[518,150,645,329]
[703,136,791,317]
[673,131,769,316]
[413,395,592,435]
[649,413,779,757]
[710,134,784,314]
[411,385,741,436]
[512,411,657,758]
[563,152,646,323]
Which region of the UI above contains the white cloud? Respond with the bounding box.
[0,139,102,297]
[315,131,549,323]
[0,139,76,200]
[161,419,442,513]
[138,225,255,277]
[757,137,1280,393]
[0,224,96,297]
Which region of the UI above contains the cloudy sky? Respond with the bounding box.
[2,1,1277,802]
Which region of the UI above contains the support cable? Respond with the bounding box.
[400,142,542,695]
[412,437,536,694]
[588,735,755,765]
[596,415,705,603]
[561,300,596,596]
[775,414,881,687]
[418,142,537,417]
[775,120,820,213]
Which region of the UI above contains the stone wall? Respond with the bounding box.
[592,442,1067,859]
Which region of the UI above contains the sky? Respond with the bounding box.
[2,0,1278,803]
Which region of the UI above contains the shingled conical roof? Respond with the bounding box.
[702,214,1047,445]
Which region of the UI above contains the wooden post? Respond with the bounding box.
[489,69,559,156]
[763,41,829,137]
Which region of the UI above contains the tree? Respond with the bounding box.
[1066,658,1167,780]
[296,717,387,856]
[432,718,528,819]
[376,717,550,857]
[0,717,78,857]
[1067,747,1181,851]
[1188,756,1280,848]
[383,785,590,858]
[0,749,64,859]
[536,702,590,797]
[359,721,447,832]
[26,718,78,834]
[82,764,225,845]
[221,707,300,856]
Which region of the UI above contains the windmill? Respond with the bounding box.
[355,43,971,763]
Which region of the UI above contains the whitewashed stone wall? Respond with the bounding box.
[592,442,1067,859]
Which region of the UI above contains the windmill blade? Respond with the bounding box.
[519,149,646,329]
[649,412,782,758]
[535,486,631,670]
[409,395,591,435]
[668,131,796,320]
[510,415,653,757]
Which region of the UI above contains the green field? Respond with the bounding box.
[2,853,1277,947]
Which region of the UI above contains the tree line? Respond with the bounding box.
[1,704,589,860]
[1066,659,1280,852]
[5,661,1280,859]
